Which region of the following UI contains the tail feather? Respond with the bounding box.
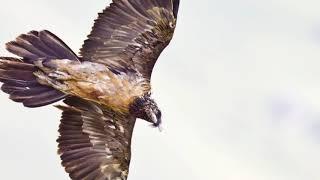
[1,78,38,92]
[0,58,66,107]
[6,30,78,62]
[0,69,36,81]
[38,30,78,60]
[22,90,65,107]
[18,32,59,57]
[6,41,42,60]
[0,30,79,107]
[1,82,28,94]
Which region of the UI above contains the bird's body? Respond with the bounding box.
[35,59,150,114]
[0,0,179,179]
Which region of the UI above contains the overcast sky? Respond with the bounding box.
[0,0,320,179]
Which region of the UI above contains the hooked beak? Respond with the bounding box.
[151,113,162,131]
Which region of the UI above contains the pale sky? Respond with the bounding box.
[0,0,320,179]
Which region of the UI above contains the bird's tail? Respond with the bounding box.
[0,30,79,107]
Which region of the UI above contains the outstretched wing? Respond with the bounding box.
[80,0,180,79]
[56,97,136,180]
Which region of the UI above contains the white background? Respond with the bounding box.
[0,0,320,179]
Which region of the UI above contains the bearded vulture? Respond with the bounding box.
[0,0,180,179]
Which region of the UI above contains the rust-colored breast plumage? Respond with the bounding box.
[35,59,151,113]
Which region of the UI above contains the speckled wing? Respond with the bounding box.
[80,0,180,79]
[56,97,136,180]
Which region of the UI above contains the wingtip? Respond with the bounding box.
[54,104,63,109]
[5,41,17,51]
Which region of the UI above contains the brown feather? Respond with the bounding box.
[57,97,135,180]
[80,0,179,79]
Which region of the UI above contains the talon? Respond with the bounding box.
[48,71,71,80]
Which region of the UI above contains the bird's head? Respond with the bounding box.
[130,95,162,128]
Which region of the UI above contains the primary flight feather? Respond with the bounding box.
[0,0,180,179]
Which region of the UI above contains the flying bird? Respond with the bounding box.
[0,0,180,179]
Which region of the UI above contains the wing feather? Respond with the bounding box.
[80,0,180,79]
[57,97,136,180]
